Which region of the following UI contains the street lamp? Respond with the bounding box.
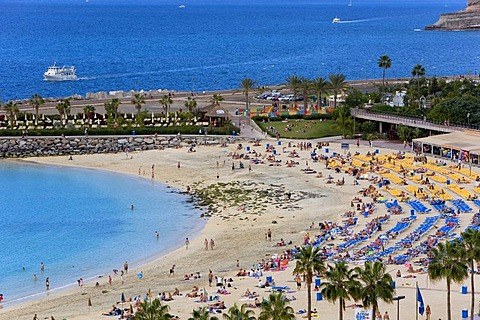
[392,295,405,320]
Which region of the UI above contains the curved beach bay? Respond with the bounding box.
[0,142,349,319]
[1,141,474,320]
[0,160,203,306]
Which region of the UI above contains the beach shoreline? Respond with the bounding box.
[1,138,479,320]
[0,158,207,309]
[1,137,337,319]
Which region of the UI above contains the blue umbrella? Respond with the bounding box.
[121,292,126,304]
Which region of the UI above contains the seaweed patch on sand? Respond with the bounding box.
[190,180,324,219]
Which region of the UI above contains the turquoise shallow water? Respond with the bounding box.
[0,161,203,304]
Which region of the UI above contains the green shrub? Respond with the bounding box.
[0,123,240,137]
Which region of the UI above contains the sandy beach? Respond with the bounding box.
[1,137,480,320]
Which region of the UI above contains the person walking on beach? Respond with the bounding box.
[124,261,129,274]
[185,238,190,250]
[204,239,209,250]
[170,265,175,277]
[210,239,215,250]
[266,229,272,241]
[33,314,39,320]
[151,164,155,179]
[45,277,50,291]
[295,274,301,290]
[120,271,124,285]
[208,270,214,287]
[108,275,112,285]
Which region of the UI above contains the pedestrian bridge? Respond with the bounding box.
[350,109,467,133]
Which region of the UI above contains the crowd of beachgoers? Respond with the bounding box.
[3,136,480,319]
[97,139,480,319]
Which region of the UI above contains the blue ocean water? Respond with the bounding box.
[0,0,479,101]
[0,161,202,304]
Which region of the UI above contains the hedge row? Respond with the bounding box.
[0,123,240,137]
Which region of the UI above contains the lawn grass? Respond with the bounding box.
[255,119,342,139]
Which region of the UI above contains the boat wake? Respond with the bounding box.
[337,18,381,24]
[79,56,311,81]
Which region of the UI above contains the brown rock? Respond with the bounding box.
[426,0,480,30]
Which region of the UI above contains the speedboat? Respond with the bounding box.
[178,4,186,8]
[332,17,341,23]
[43,63,77,81]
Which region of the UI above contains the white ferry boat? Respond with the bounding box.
[332,17,341,23]
[43,63,78,81]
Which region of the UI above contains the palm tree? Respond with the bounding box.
[222,303,256,320]
[377,55,391,104]
[357,261,394,317]
[104,98,120,123]
[312,77,329,108]
[3,100,19,128]
[320,262,360,320]
[411,64,426,103]
[134,299,171,320]
[83,105,95,118]
[332,105,353,138]
[300,78,312,111]
[189,307,219,320]
[328,73,348,108]
[29,93,44,125]
[286,75,302,103]
[131,93,146,118]
[428,241,468,320]
[293,246,325,320]
[159,95,173,115]
[211,93,224,106]
[184,97,197,114]
[258,292,295,320]
[240,78,256,110]
[56,98,71,124]
[458,229,480,320]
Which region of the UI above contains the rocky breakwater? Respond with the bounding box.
[0,135,236,158]
[426,0,480,30]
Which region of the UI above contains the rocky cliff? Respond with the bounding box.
[426,0,480,30]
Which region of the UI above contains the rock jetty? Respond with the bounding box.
[426,0,480,30]
[0,135,238,158]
